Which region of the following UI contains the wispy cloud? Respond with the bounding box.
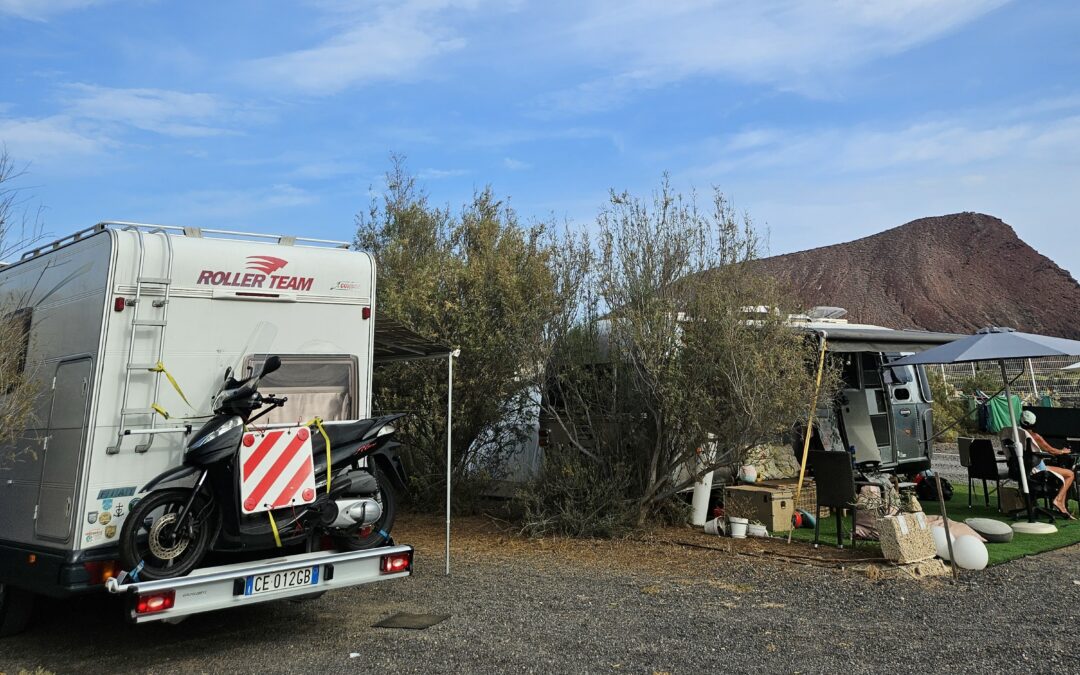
[502,157,531,170]
[417,167,470,180]
[0,115,105,163]
[0,0,111,20]
[698,108,1080,177]
[139,184,320,223]
[238,0,490,95]
[63,84,244,137]
[543,0,1010,112]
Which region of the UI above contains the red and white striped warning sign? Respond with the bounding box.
[239,427,317,514]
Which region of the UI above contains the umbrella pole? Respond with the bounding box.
[1000,360,1034,522]
[934,473,958,581]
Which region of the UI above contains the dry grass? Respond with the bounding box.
[395,511,882,580]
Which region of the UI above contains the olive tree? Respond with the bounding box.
[355,159,562,508]
[532,177,832,529]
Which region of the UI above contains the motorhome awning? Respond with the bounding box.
[373,317,454,362]
[796,326,963,353]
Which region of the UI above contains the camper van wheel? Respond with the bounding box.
[333,467,397,551]
[0,583,35,637]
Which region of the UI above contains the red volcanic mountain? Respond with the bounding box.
[754,212,1080,339]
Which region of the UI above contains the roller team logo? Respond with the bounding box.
[196,256,314,292]
[238,427,318,514]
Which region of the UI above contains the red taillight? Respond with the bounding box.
[362,306,372,320]
[136,590,175,615]
[381,552,411,574]
[114,297,126,312]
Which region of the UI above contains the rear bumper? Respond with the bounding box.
[105,545,413,623]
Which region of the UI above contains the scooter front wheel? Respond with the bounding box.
[119,488,215,580]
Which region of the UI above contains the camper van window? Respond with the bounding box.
[2,308,32,393]
[837,354,860,389]
[246,354,358,423]
[861,354,883,388]
[916,366,933,403]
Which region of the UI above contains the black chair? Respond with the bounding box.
[809,450,857,548]
[962,438,1009,510]
[1001,437,1058,523]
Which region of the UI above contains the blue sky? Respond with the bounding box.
[2,1,1079,273]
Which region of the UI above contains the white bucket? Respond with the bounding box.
[704,517,725,536]
[728,516,748,539]
[747,523,768,538]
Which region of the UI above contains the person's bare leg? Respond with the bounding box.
[1047,467,1075,517]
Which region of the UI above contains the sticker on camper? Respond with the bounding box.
[87,511,98,524]
[239,427,317,515]
[105,525,117,539]
[97,487,136,499]
[98,512,111,525]
[101,498,113,511]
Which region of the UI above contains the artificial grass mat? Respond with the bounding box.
[783,483,1080,566]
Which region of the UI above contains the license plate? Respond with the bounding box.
[245,566,320,596]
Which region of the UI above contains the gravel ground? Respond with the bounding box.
[2,515,1079,674]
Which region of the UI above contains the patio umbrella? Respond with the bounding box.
[889,327,1080,529]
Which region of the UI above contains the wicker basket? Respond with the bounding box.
[878,513,936,564]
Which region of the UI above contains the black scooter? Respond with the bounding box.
[118,356,407,581]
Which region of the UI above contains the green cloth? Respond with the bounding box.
[986,394,1023,433]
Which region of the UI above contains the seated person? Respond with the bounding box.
[1000,410,1075,519]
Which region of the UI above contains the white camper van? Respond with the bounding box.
[0,222,413,634]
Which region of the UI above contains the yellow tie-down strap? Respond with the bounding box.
[303,416,332,493]
[148,361,194,420]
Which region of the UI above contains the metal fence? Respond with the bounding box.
[937,356,1080,408]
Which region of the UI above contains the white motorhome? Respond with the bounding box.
[0,222,414,633]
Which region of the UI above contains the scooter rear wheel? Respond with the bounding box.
[119,488,215,580]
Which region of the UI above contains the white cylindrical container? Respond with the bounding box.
[690,469,715,526]
[729,516,748,539]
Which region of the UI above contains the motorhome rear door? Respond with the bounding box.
[34,357,92,542]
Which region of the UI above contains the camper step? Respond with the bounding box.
[137,276,172,285]
[132,319,167,327]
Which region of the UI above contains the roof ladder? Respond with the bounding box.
[106,228,176,454]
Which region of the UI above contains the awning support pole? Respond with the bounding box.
[445,349,459,576]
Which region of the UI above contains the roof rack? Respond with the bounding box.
[18,221,350,262]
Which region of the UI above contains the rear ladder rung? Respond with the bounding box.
[121,408,158,416]
[126,363,160,370]
[137,276,172,285]
[132,319,167,327]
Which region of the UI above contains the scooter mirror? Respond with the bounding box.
[223,366,233,383]
[260,355,282,377]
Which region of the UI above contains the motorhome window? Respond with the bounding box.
[246,354,358,423]
[861,354,883,388]
[2,308,32,393]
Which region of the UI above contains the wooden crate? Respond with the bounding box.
[724,484,795,532]
[758,478,828,518]
[877,513,936,564]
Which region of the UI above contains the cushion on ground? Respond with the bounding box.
[964,517,1014,543]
